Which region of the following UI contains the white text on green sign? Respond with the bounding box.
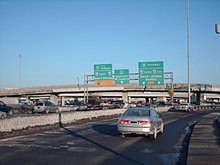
[138,61,164,86]
[94,64,112,80]
[114,69,129,84]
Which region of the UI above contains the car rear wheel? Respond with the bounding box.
[8,110,13,116]
[160,123,164,134]
[152,127,157,140]
[45,109,49,114]
[118,132,125,138]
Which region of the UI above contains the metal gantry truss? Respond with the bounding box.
[83,72,174,103]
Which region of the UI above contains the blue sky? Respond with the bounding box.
[0,0,219,88]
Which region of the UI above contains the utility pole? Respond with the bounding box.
[187,0,191,104]
[18,54,23,88]
[77,77,80,90]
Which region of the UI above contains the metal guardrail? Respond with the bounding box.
[173,104,220,111]
[193,105,220,110]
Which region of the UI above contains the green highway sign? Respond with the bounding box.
[94,64,112,80]
[139,61,164,86]
[114,69,129,84]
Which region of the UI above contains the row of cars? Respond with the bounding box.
[0,100,127,118]
[0,99,195,119]
[0,100,59,118]
[0,99,127,117]
[66,100,169,110]
[66,100,126,111]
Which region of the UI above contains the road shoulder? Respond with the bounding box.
[187,112,220,165]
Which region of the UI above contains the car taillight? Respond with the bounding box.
[138,120,152,125]
[118,119,130,124]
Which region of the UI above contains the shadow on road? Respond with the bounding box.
[92,124,118,137]
[167,107,177,112]
[58,113,145,165]
[213,119,220,147]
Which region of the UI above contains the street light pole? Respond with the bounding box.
[18,54,22,88]
[187,0,191,104]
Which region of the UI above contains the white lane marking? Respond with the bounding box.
[68,146,96,152]
[67,141,75,145]
[141,148,154,153]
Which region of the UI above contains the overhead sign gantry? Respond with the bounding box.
[84,61,173,103]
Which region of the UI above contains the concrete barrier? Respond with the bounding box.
[0,107,169,132]
[193,105,220,111]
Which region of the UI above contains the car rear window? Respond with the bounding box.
[124,109,150,117]
[35,103,44,106]
[180,103,188,106]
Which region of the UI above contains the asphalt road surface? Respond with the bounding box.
[0,111,213,165]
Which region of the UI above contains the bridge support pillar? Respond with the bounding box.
[61,96,66,106]
[194,92,205,105]
[122,92,129,103]
[50,94,58,105]
[145,97,154,103]
[25,96,31,105]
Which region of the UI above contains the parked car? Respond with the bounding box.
[0,111,7,118]
[86,104,102,110]
[127,102,137,108]
[77,103,102,111]
[33,101,58,113]
[65,100,80,106]
[177,103,194,112]
[100,102,115,110]
[0,101,13,116]
[152,101,166,106]
[111,100,125,108]
[77,103,88,111]
[117,107,164,139]
[17,102,34,114]
[136,101,143,107]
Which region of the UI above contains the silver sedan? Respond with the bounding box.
[33,101,58,113]
[117,107,164,139]
[177,103,194,112]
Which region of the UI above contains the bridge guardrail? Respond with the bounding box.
[193,104,220,110]
[172,104,220,111]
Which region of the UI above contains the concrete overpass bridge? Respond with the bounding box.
[0,84,220,105]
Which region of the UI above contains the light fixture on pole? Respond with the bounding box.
[215,24,220,34]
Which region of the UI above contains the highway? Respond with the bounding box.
[1,84,220,106]
[0,110,217,165]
